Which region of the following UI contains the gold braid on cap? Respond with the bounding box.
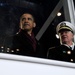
[59,23,73,33]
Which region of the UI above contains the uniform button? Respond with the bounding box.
[67,51,71,54]
[70,59,73,62]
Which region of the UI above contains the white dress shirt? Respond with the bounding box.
[63,42,75,50]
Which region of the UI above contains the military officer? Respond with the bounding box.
[47,21,75,63]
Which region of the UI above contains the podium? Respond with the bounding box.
[0,53,75,75]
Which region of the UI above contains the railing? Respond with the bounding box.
[0,53,75,75]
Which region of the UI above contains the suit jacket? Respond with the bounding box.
[3,30,43,57]
[47,45,75,63]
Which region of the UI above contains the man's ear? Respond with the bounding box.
[33,23,36,28]
[19,20,22,29]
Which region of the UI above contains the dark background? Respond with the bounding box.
[0,0,74,58]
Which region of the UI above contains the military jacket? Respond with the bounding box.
[47,45,75,63]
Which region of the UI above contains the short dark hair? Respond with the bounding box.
[20,12,35,22]
[19,8,36,22]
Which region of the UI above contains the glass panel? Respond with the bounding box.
[1,0,74,63]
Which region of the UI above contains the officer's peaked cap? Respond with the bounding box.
[56,21,75,34]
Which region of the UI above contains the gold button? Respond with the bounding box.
[70,59,73,62]
[67,51,71,54]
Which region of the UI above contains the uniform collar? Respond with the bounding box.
[62,42,75,50]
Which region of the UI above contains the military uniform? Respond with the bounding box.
[47,21,75,63]
[47,45,75,63]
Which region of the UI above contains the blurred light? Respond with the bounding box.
[16,49,19,51]
[1,50,4,52]
[1,46,4,48]
[7,48,10,50]
[70,59,73,62]
[7,50,9,52]
[57,12,61,16]
[0,3,4,6]
[67,51,71,54]
[11,50,14,52]
[0,2,8,6]
[56,34,59,39]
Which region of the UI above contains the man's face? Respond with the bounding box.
[20,13,36,31]
[59,30,74,44]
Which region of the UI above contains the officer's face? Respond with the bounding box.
[20,13,36,31]
[59,30,74,44]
